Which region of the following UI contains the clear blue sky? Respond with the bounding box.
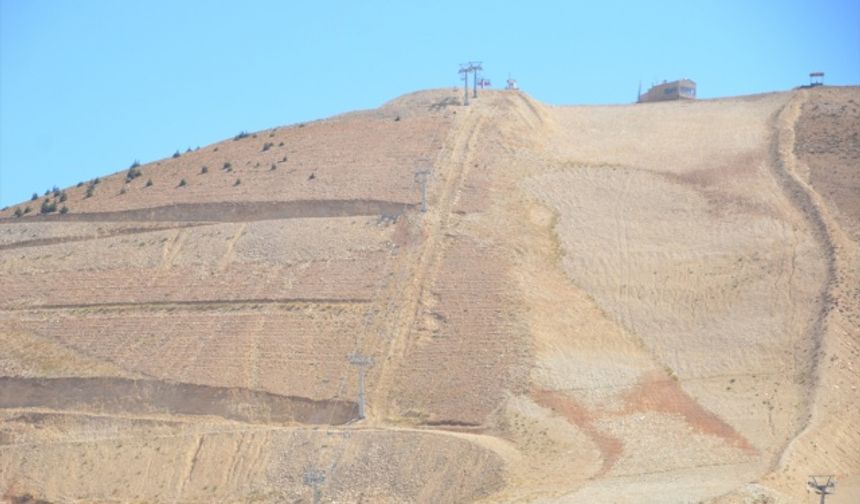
[1,0,858,207]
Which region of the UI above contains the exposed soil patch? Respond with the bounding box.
[532,388,623,477]
[1,200,416,223]
[622,371,756,452]
[0,377,357,425]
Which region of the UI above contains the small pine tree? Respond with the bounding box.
[31,193,38,201]
[126,166,142,182]
[172,150,181,158]
[40,199,57,214]
[130,160,140,169]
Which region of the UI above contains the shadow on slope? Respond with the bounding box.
[0,377,357,426]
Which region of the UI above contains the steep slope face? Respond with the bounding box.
[1,87,858,504]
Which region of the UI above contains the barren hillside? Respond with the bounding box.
[1,86,858,503]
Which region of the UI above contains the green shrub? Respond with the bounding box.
[223,162,232,171]
[262,142,274,152]
[233,131,249,141]
[126,166,142,182]
[85,185,95,198]
[130,160,140,169]
[23,206,31,214]
[178,179,187,187]
[52,186,60,196]
[59,192,68,202]
[200,166,208,174]
[145,179,153,187]
[60,205,69,214]
[31,193,38,201]
[119,186,127,195]
[270,164,277,170]
[234,178,241,186]
[76,181,84,187]
[14,207,23,217]
[172,150,181,158]
[92,177,101,185]
[40,199,57,214]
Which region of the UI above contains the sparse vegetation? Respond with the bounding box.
[281,155,288,162]
[31,193,38,201]
[233,131,250,141]
[394,115,401,121]
[23,206,31,214]
[200,166,209,174]
[52,186,60,196]
[126,166,142,182]
[172,150,181,159]
[14,207,23,217]
[40,199,57,214]
[76,181,84,188]
[92,177,101,185]
[145,179,153,187]
[85,185,95,198]
[60,205,69,214]
[234,178,241,186]
[223,162,232,172]
[278,142,284,147]
[270,164,277,170]
[119,186,127,195]
[178,179,187,187]
[59,192,68,202]
[130,160,140,169]
[262,142,274,152]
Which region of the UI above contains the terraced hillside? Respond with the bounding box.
[1,86,858,503]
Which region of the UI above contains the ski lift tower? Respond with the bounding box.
[808,475,836,504]
[809,72,825,87]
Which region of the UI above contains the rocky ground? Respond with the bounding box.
[1,86,857,503]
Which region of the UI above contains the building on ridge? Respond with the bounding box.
[638,79,696,103]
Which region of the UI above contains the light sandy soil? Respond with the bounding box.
[0,86,857,503]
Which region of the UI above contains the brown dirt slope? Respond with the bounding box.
[1,86,857,503]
